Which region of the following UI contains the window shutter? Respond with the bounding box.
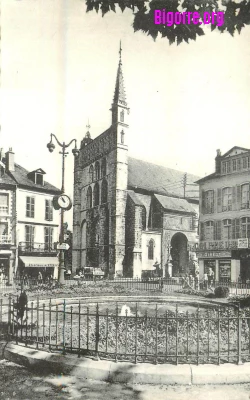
[232,186,236,210]
[201,190,205,213]
[235,218,240,239]
[217,220,221,240]
[236,185,241,210]
[200,222,204,240]
[232,219,236,239]
[217,188,222,212]
[214,221,217,240]
[212,190,215,212]
[31,198,35,218]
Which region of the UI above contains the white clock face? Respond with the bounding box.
[58,195,71,209]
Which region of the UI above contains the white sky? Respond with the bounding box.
[2,0,250,201]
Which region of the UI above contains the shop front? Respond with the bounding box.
[197,250,240,282]
[18,256,59,281]
[231,249,250,283]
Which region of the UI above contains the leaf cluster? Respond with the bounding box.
[85,0,250,44]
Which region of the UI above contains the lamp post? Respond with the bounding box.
[47,133,79,284]
[166,233,172,278]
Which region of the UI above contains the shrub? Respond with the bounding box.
[214,286,229,298]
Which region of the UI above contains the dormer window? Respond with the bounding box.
[36,173,43,185]
[27,169,45,186]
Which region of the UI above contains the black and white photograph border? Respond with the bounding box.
[1,0,250,399]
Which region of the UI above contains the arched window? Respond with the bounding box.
[95,162,100,180]
[141,206,146,230]
[148,239,155,260]
[93,183,99,206]
[120,110,124,122]
[101,179,108,203]
[89,165,94,182]
[86,186,92,208]
[101,158,106,177]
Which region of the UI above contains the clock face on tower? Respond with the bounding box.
[53,194,72,211]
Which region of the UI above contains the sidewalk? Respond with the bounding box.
[1,342,250,385]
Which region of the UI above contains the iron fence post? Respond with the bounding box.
[7,295,11,338]
[135,303,138,364]
[95,303,100,360]
[155,304,158,364]
[196,305,200,365]
[237,303,243,365]
[176,304,178,365]
[78,301,81,358]
[62,299,66,355]
[36,296,39,350]
[217,306,220,365]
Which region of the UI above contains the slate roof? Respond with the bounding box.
[0,172,16,187]
[0,162,60,194]
[127,190,152,218]
[155,194,196,214]
[195,172,217,184]
[128,157,199,199]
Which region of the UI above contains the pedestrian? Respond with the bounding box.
[204,273,208,290]
[190,274,195,289]
[195,273,199,290]
[38,271,43,284]
[17,291,28,320]
[208,268,214,289]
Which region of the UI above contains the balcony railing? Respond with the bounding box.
[18,242,57,253]
[0,235,12,244]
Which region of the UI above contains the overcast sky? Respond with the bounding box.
[2,0,250,200]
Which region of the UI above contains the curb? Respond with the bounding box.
[1,342,250,385]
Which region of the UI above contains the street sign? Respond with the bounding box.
[57,243,70,250]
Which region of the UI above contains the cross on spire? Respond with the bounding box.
[86,119,91,130]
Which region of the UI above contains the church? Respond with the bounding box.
[72,47,200,279]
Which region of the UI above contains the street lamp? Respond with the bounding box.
[47,133,79,284]
[166,233,172,278]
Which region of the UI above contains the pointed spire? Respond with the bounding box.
[112,41,127,107]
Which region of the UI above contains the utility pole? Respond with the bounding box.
[183,173,187,198]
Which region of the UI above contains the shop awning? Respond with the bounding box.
[19,256,58,268]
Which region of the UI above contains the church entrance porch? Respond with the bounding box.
[170,232,189,276]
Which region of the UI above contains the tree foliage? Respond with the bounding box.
[85,0,250,44]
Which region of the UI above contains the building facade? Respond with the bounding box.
[73,50,199,278]
[197,146,250,282]
[0,148,60,282]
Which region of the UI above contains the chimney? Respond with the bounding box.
[5,148,15,172]
[215,149,221,174]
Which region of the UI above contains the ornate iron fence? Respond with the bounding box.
[1,277,250,296]
[6,298,250,365]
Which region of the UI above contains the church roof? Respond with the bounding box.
[155,194,196,214]
[128,157,199,199]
